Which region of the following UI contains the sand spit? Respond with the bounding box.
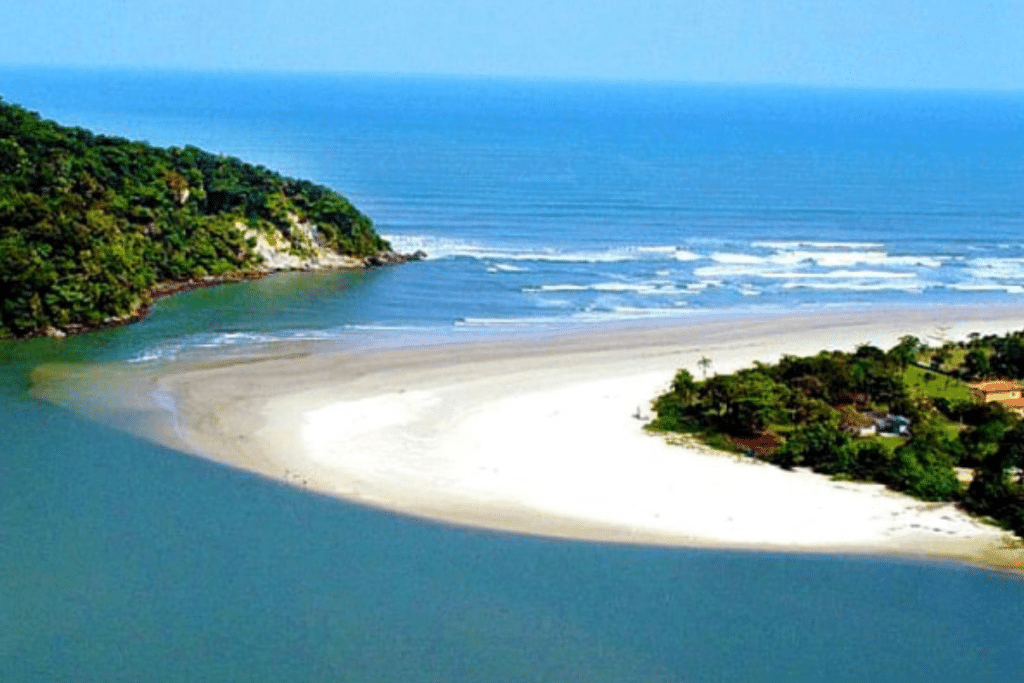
[42,305,1024,570]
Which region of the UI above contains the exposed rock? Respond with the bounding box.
[241,218,363,273]
[41,325,66,339]
[363,250,427,267]
[243,216,426,273]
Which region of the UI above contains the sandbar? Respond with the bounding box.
[40,305,1024,570]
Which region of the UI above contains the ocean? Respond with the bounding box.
[4,69,1024,355]
[1,68,1023,680]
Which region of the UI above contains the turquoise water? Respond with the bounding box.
[2,69,1024,679]
[4,279,1024,682]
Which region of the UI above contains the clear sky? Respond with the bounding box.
[1,0,1021,90]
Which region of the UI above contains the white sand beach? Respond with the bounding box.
[45,305,1024,569]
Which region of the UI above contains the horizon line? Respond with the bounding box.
[2,62,1022,96]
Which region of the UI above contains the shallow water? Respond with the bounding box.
[4,283,1024,682]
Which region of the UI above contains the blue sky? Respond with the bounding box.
[1,0,1021,90]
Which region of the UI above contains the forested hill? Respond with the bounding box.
[0,96,402,339]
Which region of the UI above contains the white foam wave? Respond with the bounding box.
[711,252,767,265]
[473,247,638,263]
[696,262,935,279]
[127,326,433,364]
[342,324,436,332]
[487,263,528,273]
[510,251,636,263]
[127,348,178,364]
[693,265,758,278]
[384,233,705,264]
[777,252,946,268]
[525,282,687,296]
[192,332,282,348]
[526,284,589,292]
[380,234,467,259]
[947,283,1024,294]
[579,307,685,320]
[966,258,1024,280]
[593,283,684,295]
[752,240,886,250]
[455,316,553,328]
[760,270,917,279]
[781,281,926,292]
[455,307,687,328]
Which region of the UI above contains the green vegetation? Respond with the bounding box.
[936,330,1024,382]
[650,332,1024,537]
[0,97,392,338]
[903,365,972,402]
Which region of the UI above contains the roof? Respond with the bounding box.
[999,398,1024,409]
[972,380,1024,392]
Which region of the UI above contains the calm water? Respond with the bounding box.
[1,69,1023,680]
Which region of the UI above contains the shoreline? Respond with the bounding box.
[27,249,424,340]
[34,304,1024,571]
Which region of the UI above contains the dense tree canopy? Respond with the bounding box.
[0,97,390,338]
[650,332,1024,537]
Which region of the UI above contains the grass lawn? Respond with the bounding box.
[904,364,972,402]
[871,434,906,449]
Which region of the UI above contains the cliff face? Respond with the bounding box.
[243,215,364,272]
[243,214,425,272]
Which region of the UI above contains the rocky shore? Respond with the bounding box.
[36,246,426,339]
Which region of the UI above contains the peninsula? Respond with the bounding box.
[0,97,417,339]
[35,305,1024,572]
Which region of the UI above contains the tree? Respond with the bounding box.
[960,406,1018,467]
[670,369,698,403]
[886,418,963,501]
[887,335,922,371]
[992,336,1024,378]
[0,97,390,337]
[962,348,991,381]
[963,424,1024,535]
[696,369,788,436]
[929,347,950,373]
[850,440,893,482]
[773,420,852,473]
[649,369,700,432]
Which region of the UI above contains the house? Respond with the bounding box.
[998,397,1024,416]
[862,411,911,437]
[877,415,912,437]
[857,424,877,437]
[970,380,1024,403]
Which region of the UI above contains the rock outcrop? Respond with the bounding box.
[242,214,425,273]
[362,250,427,267]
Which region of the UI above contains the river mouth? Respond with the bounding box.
[31,306,1024,572]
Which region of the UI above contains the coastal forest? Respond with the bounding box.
[0,96,391,339]
[650,331,1024,537]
